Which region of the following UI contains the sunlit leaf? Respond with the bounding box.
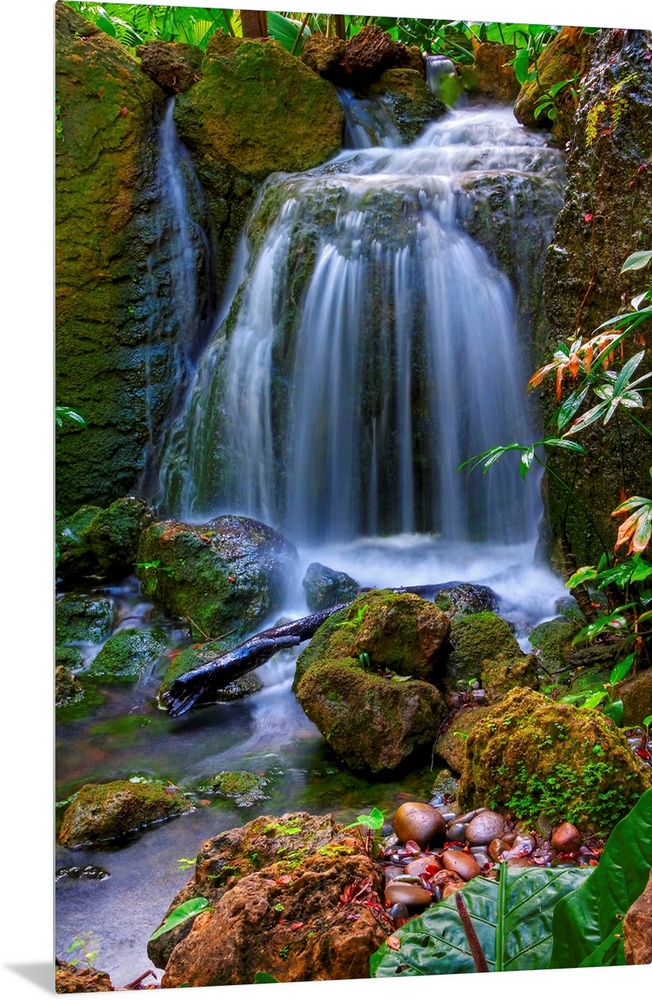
[148,897,211,942]
[609,653,635,684]
[620,250,652,272]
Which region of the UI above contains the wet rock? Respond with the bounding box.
[55,594,113,645]
[393,802,446,849]
[445,612,521,689]
[59,778,194,847]
[86,627,168,682]
[430,768,460,804]
[614,667,652,728]
[551,821,581,853]
[469,42,520,102]
[434,583,499,619]
[136,515,298,641]
[137,40,204,93]
[385,881,433,908]
[623,867,652,964]
[404,855,442,876]
[302,562,360,612]
[55,645,84,672]
[366,68,446,142]
[458,687,652,832]
[466,810,506,846]
[528,616,583,675]
[481,654,541,703]
[488,838,510,862]
[446,821,468,842]
[56,498,155,584]
[433,705,491,773]
[514,27,590,138]
[442,849,482,881]
[197,771,269,808]
[55,957,112,993]
[55,665,84,708]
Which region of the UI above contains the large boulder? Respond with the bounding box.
[56,496,154,584]
[445,611,522,688]
[539,29,652,567]
[148,812,386,985]
[301,24,424,89]
[136,515,298,640]
[458,687,651,832]
[86,627,168,682]
[58,778,194,847]
[514,27,591,138]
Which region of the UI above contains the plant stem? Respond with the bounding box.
[455,892,490,972]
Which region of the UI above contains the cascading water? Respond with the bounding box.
[159,101,565,549]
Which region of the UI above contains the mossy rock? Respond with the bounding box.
[55,665,85,708]
[366,68,446,142]
[614,667,652,727]
[295,590,450,690]
[295,657,446,772]
[432,705,492,774]
[56,497,155,584]
[197,770,269,807]
[58,778,194,847]
[301,562,360,613]
[56,595,113,645]
[434,583,498,619]
[481,653,542,702]
[514,27,590,138]
[445,612,521,688]
[528,616,583,673]
[159,639,262,703]
[55,645,84,672]
[457,687,651,832]
[87,628,168,682]
[136,515,298,641]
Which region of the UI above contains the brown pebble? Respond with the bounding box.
[446,821,468,842]
[384,865,406,882]
[488,838,509,862]
[466,810,506,846]
[394,802,446,849]
[404,856,442,876]
[385,881,433,908]
[442,849,482,881]
[551,822,581,853]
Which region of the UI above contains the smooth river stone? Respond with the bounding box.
[404,856,443,876]
[442,849,482,881]
[446,821,468,842]
[488,838,509,862]
[466,810,506,846]
[385,881,433,908]
[551,821,581,853]
[394,802,446,849]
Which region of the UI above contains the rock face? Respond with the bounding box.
[136,515,299,640]
[149,812,386,985]
[56,6,171,512]
[514,27,591,138]
[137,40,204,93]
[540,29,652,567]
[56,497,154,584]
[293,591,449,771]
[623,866,652,964]
[458,687,651,832]
[58,779,194,847]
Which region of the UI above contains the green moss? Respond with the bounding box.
[56,595,113,645]
[198,770,269,807]
[528,617,582,673]
[87,628,168,682]
[446,612,521,687]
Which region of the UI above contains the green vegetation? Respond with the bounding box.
[65,931,102,969]
[148,897,212,943]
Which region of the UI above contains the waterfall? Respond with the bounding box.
[158,102,565,546]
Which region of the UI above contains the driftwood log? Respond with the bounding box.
[163,582,462,717]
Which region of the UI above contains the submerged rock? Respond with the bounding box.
[136,515,298,641]
[301,561,360,612]
[457,687,651,832]
[58,778,194,847]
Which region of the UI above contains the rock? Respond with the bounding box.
[623,867,652,964]
[385,881,433,908]
[55,957,112,993]
[404,856,443,876]
[469,41,520,102]
[430,768,459,804]
[481,654,541,702]
[466,810,506,846]
[442,849,482,881]
[302,25,425,91]
[445,612,522,688]
[149,812,385,985]
[433,705,492,773]
[393,802,446,848]
[55,646,84,672]
[488,838,510,862]
[446,821,468,842]
[55,665,84,708]
[158,637,262,704]
[86,627,168,682]
[457,687,652,832]
[527,617,582,675]
[198,771,269,808]
[514,27,590,138]
[366,68,447,143]
[136,515,298,641]
[614,667,652,727]
[300,34,347,78]
[58,779,194,847]
[56,498,155,584]
[137,40,204,93]
[551,821,581,853]
[434,583,499,619]
[55,594,113,645]
[301,562,360,612]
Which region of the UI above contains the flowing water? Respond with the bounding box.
[56,96,569,986]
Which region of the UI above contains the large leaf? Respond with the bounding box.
[148,896,211,942]
[549,788,652,968]
[371,866,589,977]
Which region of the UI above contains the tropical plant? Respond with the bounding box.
[56,405,86,429]
[65,930,102,969]
[342,805,385,857]
[148,896,212,942]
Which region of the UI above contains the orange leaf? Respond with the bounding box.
[568,353,580,379]
[555,366,564,401]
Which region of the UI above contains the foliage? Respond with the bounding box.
[148,897,212,942]
[56,405,86,429]
[65,930,102,969]
[534,75,578,122]
[342,805,385,857]
[371,865,589,976]
[549,787,652,967]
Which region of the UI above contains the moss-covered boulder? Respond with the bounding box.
[540,29,652,568]
[55,645,84,672]
[56,497,155,585]
[445,612,521,688]
[197,770,269,807]
[137,40,204,94]
[480,653,542,702]
[366,68,446,142]
[434,582,498,619]
[301,562,360,613]
[159,639,262,704]
[56,594,113,645]
[514,27,591,138]
[432,705,492,774]
[458,687,651,832]
[295,590,450,688]
[528,616,583,674]
[58,778,194,847]
[136,515,298,641]
[55,665,85,708]
[87,628,168,682]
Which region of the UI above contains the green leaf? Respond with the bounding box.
[254,972,280,983]
[566,565,598,588]
[371,867,589,977]
[602,699,624,726]
[549,788,652,967]
[519,446,534,479]
[620,250,652,272]
[609,653,635,684]
[148,897,211,942]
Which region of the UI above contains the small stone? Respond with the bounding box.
[466,810,506,846]
[551,822,581,853]
[385,881,433,908]
[404,856,442,876]
[442,849,482,881]
[388,902,410,921]
[488,838,509,862]
[393,802,446,849]
[446,821,468,842]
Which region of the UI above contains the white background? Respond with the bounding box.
[2,1,650,998]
